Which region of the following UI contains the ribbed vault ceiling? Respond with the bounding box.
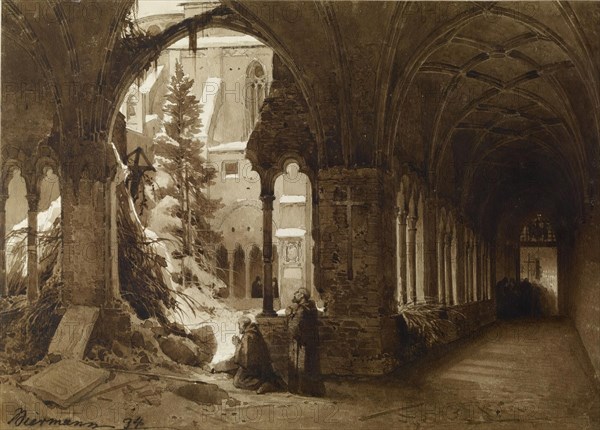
[2,1,598,241]
[390,3,599,237]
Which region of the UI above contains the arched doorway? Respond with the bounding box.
[519,214,558,316]
[215,244,229,297]
[273,161,316,309]
[4,168,27,296]
[109,2,319,320]
[116,12,276,312]
[232,244,246,299]
[249,244,262,298]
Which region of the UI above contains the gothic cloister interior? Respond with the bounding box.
[1,1,599,428]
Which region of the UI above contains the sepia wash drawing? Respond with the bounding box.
[1,1,599,429]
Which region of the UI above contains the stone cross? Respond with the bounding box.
[525,254,538,279]
[331,185,365,280]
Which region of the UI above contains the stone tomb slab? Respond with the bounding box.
[48,306,99,359]
[20,359,109,408]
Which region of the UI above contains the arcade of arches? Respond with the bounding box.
[1,1,599,381]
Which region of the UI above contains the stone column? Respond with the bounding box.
[26,193,39,302]
[61,178,109,306]
[437,232,446,304]
[422,199,439,302]
[245,251,251,298]
[228,252,234,298]
[260,193,276,317]
[445,233,453,305]
[515,243,521,282]
[483,243,489,300]
[454,225,465,304]
[312,168,404,374]
[311,192,321,301]
[407,215,418,303]
[397,208,408,304]
[0,193,7,296]
[473,239,480,301]
[465,241,472,302]
[489,243,495,299]
[488,245,492,299]
[480,243,486,300]
[107,180,120,303]
[490,245,494,298]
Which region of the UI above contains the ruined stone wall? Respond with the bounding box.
[317,316,398,375]
[258,315,397,378]
[314,167,400,374]
[246,55,318,171]
[258,300,496,377]
[565,205,600,380]
[256,316,289,381]
[318,167,385,317]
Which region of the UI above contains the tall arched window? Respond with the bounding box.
[245,61,267,137]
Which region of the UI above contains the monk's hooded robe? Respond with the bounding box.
[233,323,278,390]
[287,299,325,396]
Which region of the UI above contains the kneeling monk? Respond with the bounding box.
[232,316,280,394]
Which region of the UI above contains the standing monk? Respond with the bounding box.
[286,288,325,396]
[251,276,263,298]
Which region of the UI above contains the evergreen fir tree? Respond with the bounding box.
[154,60,222,282]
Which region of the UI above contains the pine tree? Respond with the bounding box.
[154,60,222,284]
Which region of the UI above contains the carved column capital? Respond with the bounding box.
[396,207,408,223]
[260,193,275,210]
[407,215,418,230]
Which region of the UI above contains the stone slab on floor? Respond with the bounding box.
[20,359,109,408]
[48,306,99,359]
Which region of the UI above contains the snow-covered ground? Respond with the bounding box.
[145,167,249,363]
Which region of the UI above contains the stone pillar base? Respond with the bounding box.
[317,315,400,375]
[89,303,132,350]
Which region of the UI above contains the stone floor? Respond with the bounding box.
[2,318,599,429]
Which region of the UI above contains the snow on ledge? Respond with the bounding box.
[167,35,265,50]
[145,114,159,123]
[275,228,306,238]
[208,141,247,153]
[279,195,306,204]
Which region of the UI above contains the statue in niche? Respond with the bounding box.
[126,94,138,121]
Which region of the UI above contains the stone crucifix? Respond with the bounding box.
[331,185,365,280]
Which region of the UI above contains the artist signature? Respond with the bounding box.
[7,407,144,429]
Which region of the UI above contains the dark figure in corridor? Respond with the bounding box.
[251,276,263,298]
[286,288,325,396]
[496,278,556,318]
[273,277,279,299]
[232,316,280,394]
